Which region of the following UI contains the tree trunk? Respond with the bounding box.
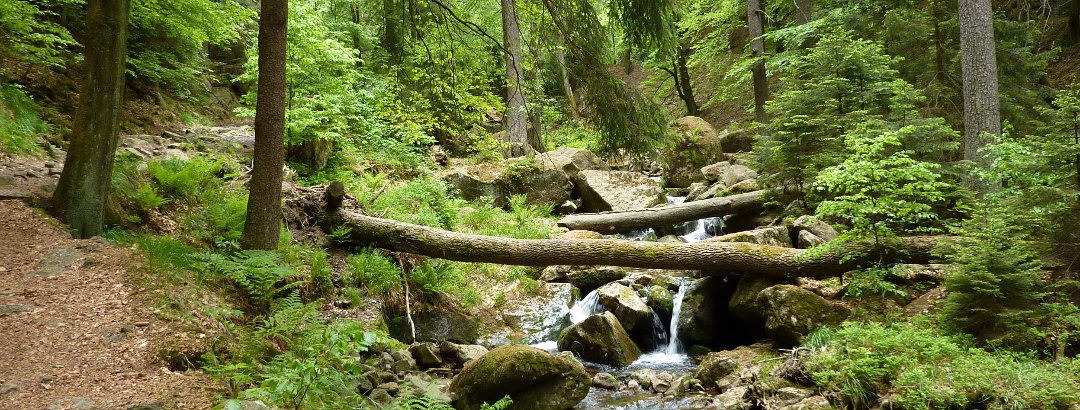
[382,0,402,65]
[327,209,937,278]
[52,0,130,239]
[240,0,288,251]
[351,2,363,67]
[556,36,579,119]
[675,45,698,116]
[747,0,770,131]
[794,0,812,25]
[1070,0,1080,42]
[557,188,775,234]
[502,0,532,156]
[958,0,1000,167]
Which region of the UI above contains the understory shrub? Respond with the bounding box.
[0,83,48,155]
[804,322,1080,409]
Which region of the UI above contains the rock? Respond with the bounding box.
[728,178,759,193]
[658,235,685,243]
[694,354,738,386]
[650,371,674,393]
[701,161,758,187]
[554,230,603,240]
[31,248,80,278]
[791,215,839,242]
[558,311,641,366]
[728,276,791,335]
[758,285,851,346]
[719,129,754,153]
[443,166,502,203]
[685,182,709,201]
[554,200,578,214]
[776,386,813,401]
[368,388,393,406]
[502,282,574,344]
[388,349,418,374]
[537,146,609,180]
[780,395,834,410]
[449,345,590,410]
[575,170,666,212]
[567,266,628,293]
[718,385,751,410]
[388,309,478,344]
[709,226,792,247]
[0,381,19,395]
[663,116,724,188]
[127,404,165,410]
[596,282,653,332]
[409,342,442,368]
[441,160,573,210]
[630,368,658,390]
[704,217,725,236]
[378,381,400,396]
[539,265,570,282]
[678,276,734,347]
[0,304,32,316]
[886,264,947,286]
[592,372,619,390]
[646,285,674,319]
[797,230,826,249]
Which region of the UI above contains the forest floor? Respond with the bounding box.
[0,154,222,410]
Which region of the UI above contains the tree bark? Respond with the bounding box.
[557,188,775,234]
[556,36,579,119]
[747,0,770,132]
[53,0,130,239]
[794,0,812,25]
[675,45,699,116]
[382,0,403,65]
[958,0,1000,167]
[502,0,532,156]
[240,0,288,251]
[327,209,937,278]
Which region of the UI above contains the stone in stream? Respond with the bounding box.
[567,266,628,294]
[595,282,652,332]
[557,311,641,366]
[449,345,590,410]
[574,170,666,213]
[694,353,738,386]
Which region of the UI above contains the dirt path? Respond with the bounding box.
[0,155,222,409]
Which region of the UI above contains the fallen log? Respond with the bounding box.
[328,208,938,278]
[557,188,777,234]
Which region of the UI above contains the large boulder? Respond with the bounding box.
[701,161,758,187]
[791,215,840,242]
[558,311,641,366]
[662,116,724,188]
[441,160,573,210]
[718,128,754,153]
[575,170,666,212]
[694,353,738,387]
[567,266,628,293]
[449,345,590,410]
[677,276,736,347]
[502,282,575,344]
[758,285,851,346]
[537,147,609,180]
[596,282,652,332]
[388,310,479,344]
[709,226,792,248]
[442,166,501,202]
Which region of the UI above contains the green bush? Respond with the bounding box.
[346,248,403,297]
[804,322,1080,409]
[147,156,229,203]
[194,250,305,314]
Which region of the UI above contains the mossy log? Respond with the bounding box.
[557,188,776,234]
[328,209,938,278]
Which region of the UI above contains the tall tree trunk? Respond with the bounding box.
[794,0,812,25]
[675,45,699,116]
[556,36,579,119]
[958,0,1000,167]
[1071,0,1080,42]
[502,0,532,157]
[382,0,402,65]
[350,2,363,67]
[240,0,288,251]
[53,0,130,239]
[747,0,770,132]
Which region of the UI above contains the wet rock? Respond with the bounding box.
[630,368,658,390]
[759,285,851,347]
[449,345,590,410]
[646,285,674,319]
[650,371,674,393]
[663,116,724,188]
[575,170,666,212]
[678,276,738,346]
[558,312,641,366]
[502,282,574,344]
[592,372,619,390]
[596,282,652,332]
[409,342,442,368]
[710,226,792,247]
[792,215,839,242]
[695,354,738,386]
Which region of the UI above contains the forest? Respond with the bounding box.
[5,0,1080,408]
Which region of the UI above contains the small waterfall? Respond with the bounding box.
[664,279,689,355]
[569,288,605,324]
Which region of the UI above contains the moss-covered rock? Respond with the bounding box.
[694,353,738,386]
[558,311,641,366]
[449,345,590,410]
[646,285,674,319]
[728,276,790,326]
[677,276,737,346]
[662,116,724,188]
[758,285,850,347]
[567,266,627,293]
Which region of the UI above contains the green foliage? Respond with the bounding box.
[812,128,948,249]
[480,396,513,410]
[147,157,230,203]
[364,177,457,229]
[0,0,78,69]
[805,322,1080,410]
[761,28,957,188]
[0,83,49,155]
[195,250,305,314]
[842,266,906,300]
[347,248,403,297]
